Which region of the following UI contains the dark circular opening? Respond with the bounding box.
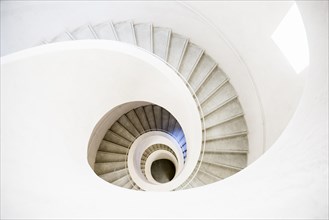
[151,159,176,183]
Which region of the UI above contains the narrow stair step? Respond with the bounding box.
[92,22,117,40]
[135,107,151,131]
[161,108,170,131]
[99,168,128,182]
[202,152,247,169]
[98,140,129,154]
[204,98,243,129]
[126,109,145,134]
[134,23,153,52]
[197,169,221,183]
[110,122,136,142]
[118,115,140,137]
[179,42,203,80]
[144,105,156,130]
[195,66,228,96]
[189,177,204,187]
[199,161,240,179]
[96,151,127,163]
[204,134,248,152]
[198,78,229,105]
[112,174,130,186]
[167,115,177,134]
[188,54,217,91]
[103,130,131,147]
[153,27,171,61]
[71,25,96,39]
[205,131,248,142]
[113,20,136,44]
[153,105,162,130]
[167,33,188,70]
[205,116,247,139]
[49,32,73,43]
[201,83,237,116]
[122,178,134,189]
[94,161,126,175]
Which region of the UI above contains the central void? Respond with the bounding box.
[151,159,176,183]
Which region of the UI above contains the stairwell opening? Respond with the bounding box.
[151,159,176,183]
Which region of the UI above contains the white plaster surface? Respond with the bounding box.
[1,1,327,219]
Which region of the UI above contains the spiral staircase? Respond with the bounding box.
[42,20,249,191]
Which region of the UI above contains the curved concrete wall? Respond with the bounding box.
[1,1,307,163]
[1,1,327,219]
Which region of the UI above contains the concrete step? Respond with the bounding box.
[196,169,221,184]
[204,99,243,129]
[167,33,188,70]
[126,109,145,134]
[135,106,151,131]
[196,66,227,94]
[153,105,162,129]
[202,152,247,169]
[103,130,131,148]
[199,161,240,179]
[189,54,217,92]
[122,178,135,189]
[94,161,126,175]
[92,21,117,40]
[98,140,129,154]
[134,23,153,52]
[205,116,247,139]
[179,42,204,80]
[167,114,177,134]
[144,105,156,130]
[153,27,171,61]
[49,32,73,43]
[99,168,128,182]
[70,24,96,39]
[110,122,136,142]
[112,174,130,186]
[113,20,136,45]
[205,131,248,142]
[118,115,140,137]
[96,151,127,163]
[201,83,237,116]
[204,133,248,152]
[189,176,204,187]
[161,108,170,131]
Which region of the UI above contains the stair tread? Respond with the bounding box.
[71,25,96,39]
[113,20,136,44]
[189,54,217,91]
[167,33,188,70]
[95,151,127,163]
[99,168,128,182]
[201,160,243,171]
[99,140,129,154]
[153,27,171,61]
[204,113,244,130]
[110,122,136,142]
[205,130,248,141]
[94,161,126,175]
[92,22,117,40]
[134,23,152,52]
[179,42,204,80]
[104,130,132,147]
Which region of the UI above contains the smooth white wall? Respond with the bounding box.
[0,1,327,219]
